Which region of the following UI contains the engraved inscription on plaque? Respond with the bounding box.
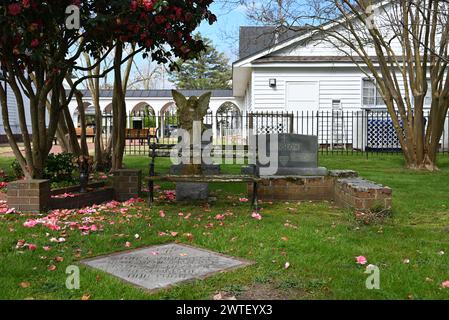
[81,244,250,290]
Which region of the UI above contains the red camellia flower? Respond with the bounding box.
[31,39,40,48]
[130,0,138,11]
[155,15,166,24]
[144,0,153,11]
[22,0,30,8]
[8,3,22,16]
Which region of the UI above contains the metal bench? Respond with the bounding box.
[146,143,260,211]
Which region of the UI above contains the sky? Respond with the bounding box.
[196,2,250,62]
[130,2,252,89]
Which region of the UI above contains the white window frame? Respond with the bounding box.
[362,78,385,107]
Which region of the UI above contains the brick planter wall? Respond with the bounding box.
[113,169,142,201]
[248,176,334,201]
[334,178,392,211]
[7,180,115,213]
[248,170,392,211]
[50,181,106,196]
[49,187,114,210]
[7,180,50,213]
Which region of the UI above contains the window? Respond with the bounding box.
[362,78,385,106]
[332,100,342,111]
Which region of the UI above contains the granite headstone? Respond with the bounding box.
[242,134,327,176]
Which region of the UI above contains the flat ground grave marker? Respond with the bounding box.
[81,243,251,291]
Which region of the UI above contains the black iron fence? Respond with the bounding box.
[95,109,449,156]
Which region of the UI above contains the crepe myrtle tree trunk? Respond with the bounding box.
[83,53,107,169]
[66,76,89,156]
[110,43,135,170]
[0,66,64,178]
[112,44,127,170]
[38,75,82,156]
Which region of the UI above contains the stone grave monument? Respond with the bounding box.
[243,133,328,176]
[171,90,220,201]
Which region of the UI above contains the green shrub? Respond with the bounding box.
[11,160,24,180]
[11,153,76,183]
[44,153,76,183]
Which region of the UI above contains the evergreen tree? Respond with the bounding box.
[171,34,232,90]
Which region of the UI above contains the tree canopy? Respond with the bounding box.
[171,34,232,90]
[0,0,216,178]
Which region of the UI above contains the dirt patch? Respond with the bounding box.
[215,283,306,300]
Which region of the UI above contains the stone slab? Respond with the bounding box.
[337,178,388,191]
[170,164,220,201]
[81,243,250,291]
[176,182,209,201]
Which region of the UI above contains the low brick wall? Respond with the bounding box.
[248,176,334,201]
[7,180,50,213]
[49,187,114,210]
[113,169,142,202]
[50,181,106,196]
[0,192,8,202]
[248,170,392,211]
[334,178,392,211]
[7,180,115,213]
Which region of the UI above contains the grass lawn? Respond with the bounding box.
[1,154,449,299]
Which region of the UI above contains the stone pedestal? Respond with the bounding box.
[170,164,220,201]
[113,169,142,201]
[7,180,50,213]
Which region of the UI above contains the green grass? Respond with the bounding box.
[1,154,449,299]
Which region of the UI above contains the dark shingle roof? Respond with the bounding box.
[73,89,233,98]
[252,56,380,64]
[238,26,308,60]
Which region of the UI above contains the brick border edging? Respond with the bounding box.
[49,187,115,210]
[248,170,392,211]
[112,169,142,202]
[6,170,143,213]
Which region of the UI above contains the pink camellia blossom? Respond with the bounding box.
[125,242,132,248]
[30,39,40,48]
[356,256,368,265]
[159,210,165,218]
[28,243,37,251]
[442,281,449,288]
[23,219,38,228]
[8,4,22,16]
[215,214,225,220]
[43,246,51,251]
[143,0,153,11]
[239,198,249,203]
[251,212,262,220]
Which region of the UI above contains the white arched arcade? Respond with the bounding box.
[68,90,243,139]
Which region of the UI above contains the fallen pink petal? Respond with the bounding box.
[356,256,368,265]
